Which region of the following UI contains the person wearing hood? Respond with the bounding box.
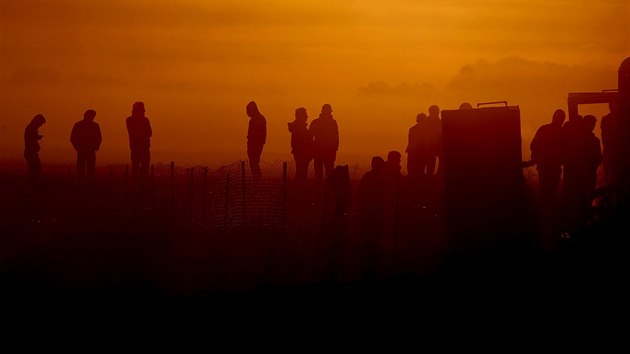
[288,107,313,181]
[24,114,46,185]
[246,100,266,178]
[309,103,339,179]
[126,101,152,183]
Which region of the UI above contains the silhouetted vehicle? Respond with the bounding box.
[246,101,266,178]
[126,101,152,182]
[71,109,102,182]
[288,107,313,181]
[24,114,46,184]
[310,104,339,179]
[441,101,528,252]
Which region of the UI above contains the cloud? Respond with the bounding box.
[359,81,437,98]
[448,56,618,97]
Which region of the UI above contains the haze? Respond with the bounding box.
[1,0,628,170]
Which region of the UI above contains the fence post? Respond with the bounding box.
[170,161,175,219]
[124,164,129,211]
[224,172,231,231]
[109,165,115,210]
[201,166,208,229]
[150,164,155,209]
[282,161,287,229]
[241,160,246,225]
[189,167,194,227]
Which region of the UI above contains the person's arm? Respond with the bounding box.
[334,121,339,151]
[262,119,267,145]
[70,123,78,151]
[147,119,153,139]
[96,124,102,151]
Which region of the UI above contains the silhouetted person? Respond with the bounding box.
[358,156,386,278]
[581,114,603,221]
[126,101,152,184]
[24,114,46,185]
[246,101,266,178]
[310,104,339,179]
[562,113,601,234]
[459,102,473,110]
[288,107,313,181]
[71,109,102,183]
[406,113,426,180]
[424,105,442,176]
[385,150,403,178]
[530,109,565,205]
[382,150,403,274]
[601,100,620,187]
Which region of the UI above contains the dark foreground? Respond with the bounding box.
[1,168,628,319]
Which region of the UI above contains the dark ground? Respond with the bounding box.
[1,166,628,320]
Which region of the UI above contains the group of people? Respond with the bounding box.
[24,101,152,185]
[529,104,618,233]
[248,101,340,181]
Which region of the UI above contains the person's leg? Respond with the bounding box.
[295,154,307,181]
[25,152,41,185]
[86,150,96,181]
[248,145,262,178]
[427,155,437,176]
[77,151,86,182]
[314,156,323,179]
[131,150,140,182]
[324,150,336,178]
[140,150,150,180]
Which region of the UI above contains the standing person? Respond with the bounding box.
[424,105,442,176]
[24,114,46,185]
[126,101,152,184]
[530,109,566,205]
[70,109,102,183]
[310,103,339,179]
[601,100,619,187]
[406,113,426,181]
[288,107,312,181]
[246,100,266,178]
[580,115,603,223]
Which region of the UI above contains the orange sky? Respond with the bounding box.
[1,0,629,171]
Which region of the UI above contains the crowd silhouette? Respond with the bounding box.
[21,94,621,262]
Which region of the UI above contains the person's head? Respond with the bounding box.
[321,104,333,115]
[84,109,96,121]
[551,109,566,126]
[132,101,145,117]
[371,156,385,170]
[584,114,597,132]
[459,102,473,110]
[31,114,46,127]
[246,101,259,118]
[416,113,427,123]
[295,107,307,122]
[387,150,401,163]
[428,105,440,117]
